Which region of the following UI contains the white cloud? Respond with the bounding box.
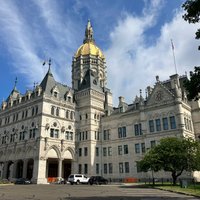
[105,4,199,106]
[0,0,43,84]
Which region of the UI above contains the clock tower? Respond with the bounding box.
[72,20,113,175]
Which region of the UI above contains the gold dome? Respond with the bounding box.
[75,41,104,59]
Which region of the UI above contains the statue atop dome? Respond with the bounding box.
[83,19,95,44]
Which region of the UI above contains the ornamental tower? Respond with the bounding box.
[72,20,112,175]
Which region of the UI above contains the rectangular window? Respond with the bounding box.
[79,132,82,141]
[95,131,100,140]
[50,129,54,137]
[125,162,129,173]
[78,164,82,174]
[96,147,99,157]
[50,129,59,138]
[104,163,107,174]
[82,131,85,140]
[118,145,122,155]
[85,131,88,140]
[103,147,107,157]
[108,147,112,156]
[84,164,88,174]
[163,117,169,130]
[134,123,142,136]
[170,116,176,129]
[149,120,154,132]
[122,127,126,137]
[155,119,161,131]
[84,147,88,156]
[54,130,59,138]
[96,163,99,174]
[79,148,82,157]
[150,140,156,148]
[118,127,122,138]
[124,145,128,154]
[135,143,140,154]
[118,127,126,138]
[119,162,123,173]
[109,163,113,174]
[141,143,145,153]
[65,131,69,140]
[103,130,107,140]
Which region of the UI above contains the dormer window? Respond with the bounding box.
[51,85,59,98]
[67,96,71,103]
[54,91,58,98]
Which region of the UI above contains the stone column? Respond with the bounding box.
[58,159,63,178]
[32,157,47,184]
[22,159,28,178]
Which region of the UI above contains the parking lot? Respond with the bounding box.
[0,183,199,200]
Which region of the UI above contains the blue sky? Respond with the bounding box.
[0,0,199,106]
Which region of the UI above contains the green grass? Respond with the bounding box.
[153,183,200,197]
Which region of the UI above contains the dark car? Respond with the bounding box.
[89,176,108,185]
[15,178,32,184]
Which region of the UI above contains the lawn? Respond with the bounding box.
[153,182,200,197]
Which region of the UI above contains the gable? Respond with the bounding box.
[146,82,175,106]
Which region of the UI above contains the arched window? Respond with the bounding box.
[51,106,55,115]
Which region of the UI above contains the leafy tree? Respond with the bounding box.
[138,137,200,185]
[182,0,200,50]
[184,67,200,100]
[182,0,200,100]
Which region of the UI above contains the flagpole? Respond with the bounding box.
[171,39,178,74]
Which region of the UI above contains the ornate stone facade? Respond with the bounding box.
[0,20,200,183]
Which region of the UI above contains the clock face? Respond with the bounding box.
[155,91,163,101]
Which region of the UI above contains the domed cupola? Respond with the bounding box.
[72,20,107,90]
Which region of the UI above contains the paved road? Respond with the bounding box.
[0,184,199,200]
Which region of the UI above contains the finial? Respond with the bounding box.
[156,75,159,82]
[83,19,94,44]
[140,89,142,97]
[48,58,51,69]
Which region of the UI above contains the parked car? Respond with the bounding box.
[89,176,108,185]
[68,174,89,185]
[15,178,32,184]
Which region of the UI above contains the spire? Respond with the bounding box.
[83,19,95,44]
[14,77,17,91]
[47,58,52,75]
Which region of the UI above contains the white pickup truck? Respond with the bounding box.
[68,174,89,185]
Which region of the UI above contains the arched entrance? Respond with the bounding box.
[47,158,58,177]
[27,159,34,179]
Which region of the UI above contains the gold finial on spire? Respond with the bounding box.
[83,19,94,44]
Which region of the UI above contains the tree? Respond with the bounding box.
[138,137,200,185]
[182,0,200,50]
[184,67,200,100]
[182,0,200,100]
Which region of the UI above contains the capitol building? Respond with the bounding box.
[0,21,200,184]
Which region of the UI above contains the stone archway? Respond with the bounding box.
[62,148,74,179]
[45,146,60,182]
